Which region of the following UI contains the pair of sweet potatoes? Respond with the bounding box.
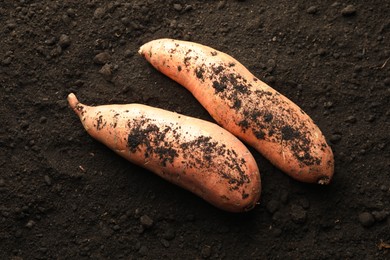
[68,39,334,212]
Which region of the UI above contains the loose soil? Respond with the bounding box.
[1,1,389,259]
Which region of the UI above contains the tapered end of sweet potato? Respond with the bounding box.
[67,93,79,109]
[67,93,85,118]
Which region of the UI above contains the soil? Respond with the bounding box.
[1,0,389,259]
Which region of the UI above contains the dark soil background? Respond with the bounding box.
[1,1,389,259]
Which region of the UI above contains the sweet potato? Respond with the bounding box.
[139,38,334,184]
[67,93,261,212]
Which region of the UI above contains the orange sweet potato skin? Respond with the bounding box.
[139,39,334,184]
[68,94,261,212]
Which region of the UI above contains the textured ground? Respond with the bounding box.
[1,1,389,259]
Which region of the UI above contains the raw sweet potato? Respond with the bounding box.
[67,93,261,212]
[139,38,334,184]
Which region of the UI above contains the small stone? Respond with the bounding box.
[380,185,388,192]
[367,114,376,122]
[140,215,153,228]
[124,49,133,58]
[39,116,47,124]
[265,76,275,84]
[183,4,193,12]
[201,245,212,258]
[372,211,389,222]
[58,34,71,48]
[26,220,35,228]
[66,8,76,17]
[358,212,375,227]
[44,175,52,186]
[0,178,5,187]
[94,52,111,65]
[20,120,29,130]
[330,133,342,144]
[162,228,176,241]
[99,64,113,81]
[217,1,227,10]
[306,6,318,14]
[323,101,334,109]
[173,4,183,11]
[318,48,327,56]
[94,7,106,19]
[266,59,276,72]
[6,20,17,30]
[345,115,357,124]
[50,45,62,57]
[290,205,307,224]
[341,5,356,16]
[2,56,12,66]
[112,225,120,231]
[45,37,57,46]
[160,239,170,248]
[62,14,71,24]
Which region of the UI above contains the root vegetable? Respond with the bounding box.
[67,93,261,212]
[139,38,334,184]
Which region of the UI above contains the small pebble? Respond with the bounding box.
[45,37,57,46]
[217,0,227,10]
[318,48,327,56]
[173,4,183,11]
[58,34,71,48]
[367,114,376,122]
[112,225,120,231]
[358,212,375,227]
[306,6,318,14]
[140,215,153,228]
[2,56,12,65]
[44,175,52,186]
[341,5,356,16]
[290,205,307,224]
[201,245,212,258]
[372,210,389,222]
[99,64,113,81]
[330,133,342,144]
[345,115,357,124]
[94,52,111,65]
[160,239,170,248]
[162,227,176,241]
[39,116,47,124]
[26,220,35,228]
[266,59,276,72]
[124,49,133,58]
[323,101,334,109]
[50,45,62,57]
[94,7,106,19]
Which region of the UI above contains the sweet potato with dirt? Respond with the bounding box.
[67,93,261,212]
[139,38,334,184]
